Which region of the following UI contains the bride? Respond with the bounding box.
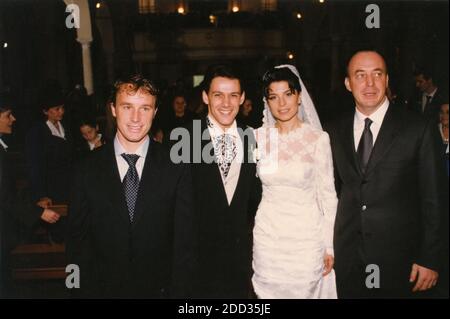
[252,65,338,298]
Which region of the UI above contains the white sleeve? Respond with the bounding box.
[315,132,338,256]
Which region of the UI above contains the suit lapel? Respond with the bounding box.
[228,121,254,207]
[102,143,130,224]
[131,140,162,227]
[365,105,402,175]
[199,118,229,206]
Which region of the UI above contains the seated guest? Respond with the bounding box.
[165,93,193,133]
[26,81,73,206]
[162,93,194,145]
[237,98,255,127]
[25,82,71,243]
[78,118,106,153]
[1,94,60,297]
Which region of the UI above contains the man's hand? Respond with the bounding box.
[410,263,439,292]
[37,197,53,209]
[323,253,334,276]
[40,209,60,224]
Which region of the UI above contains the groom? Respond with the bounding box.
[325,50,447,298]
[174,64,262,298]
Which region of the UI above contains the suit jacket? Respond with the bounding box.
[66,140,196,298]
[25,121,73,203]
[325,104,447,296]
[0,145,7,297]
[175,118,262,298]
[74,135,108,161]
[409,88,447,121]
[0,144,14,248]
[0,144,44,297]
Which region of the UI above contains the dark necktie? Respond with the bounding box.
[121,153,140,223]
[357,118,373,173]
[424,95,432,113]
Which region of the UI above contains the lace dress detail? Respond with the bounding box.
[252,123,338,299]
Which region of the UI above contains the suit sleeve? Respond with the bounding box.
[315,132,338,256]
[14,191,44,232]
[26,125,47,201]
[66,160,94,297]
[416,119,448,271]
[171,163,197,298]
[323,123,342,197]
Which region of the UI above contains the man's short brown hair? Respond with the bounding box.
[110,74,159,107]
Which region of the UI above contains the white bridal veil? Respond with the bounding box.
[262,64,322,130]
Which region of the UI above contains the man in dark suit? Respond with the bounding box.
[66,74,195,298]
[0,100,16,297]
[325,51,447,298]
[171,65,261,298]
[0,97,60,297]
[411,69,446,121]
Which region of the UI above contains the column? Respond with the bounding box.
[78,39,94,95]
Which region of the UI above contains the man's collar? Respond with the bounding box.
[206,115,238,137]
[0,136,8,150]
[355,97,390,126]
[114,134,150,158]
[424,87,438,97]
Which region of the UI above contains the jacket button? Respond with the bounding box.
[362,205,367,211]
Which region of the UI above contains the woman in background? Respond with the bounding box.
[78,118,106,153]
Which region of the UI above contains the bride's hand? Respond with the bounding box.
[323,253,334,276]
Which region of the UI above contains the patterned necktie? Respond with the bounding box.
[214,133,237,179]
[121,153,140,223]
[357,118,373,173]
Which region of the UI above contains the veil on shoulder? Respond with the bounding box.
[262,64,322,131]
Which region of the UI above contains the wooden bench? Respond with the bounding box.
[11,204,69,281]
[11,243,67,281]
[13,267,67,280]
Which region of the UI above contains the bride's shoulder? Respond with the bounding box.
[254,126,273,140]
[301,122,322,135]
[301,123,330,143]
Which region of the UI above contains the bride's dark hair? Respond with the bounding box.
[262,66,302,99]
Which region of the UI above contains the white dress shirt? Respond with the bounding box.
[46,120,66,139]
[0,136,8,151]
[354,98,390,151]
[207,115,242,205]
[114,135,150,182]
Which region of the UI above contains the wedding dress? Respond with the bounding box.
[252,65,338,299]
